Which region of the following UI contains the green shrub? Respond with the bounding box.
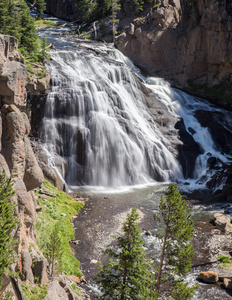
[21,282,48,300]
[35,180,84,277]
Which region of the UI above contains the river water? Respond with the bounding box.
[37,26,232,299]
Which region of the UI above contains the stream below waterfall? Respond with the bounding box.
[36,25,232,299]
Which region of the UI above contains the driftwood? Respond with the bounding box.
[79,44,101,55]
[25,61,42,68]
[57,19,81,28]
[37,189,56,197]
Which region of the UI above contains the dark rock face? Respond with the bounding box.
[45,0,79,21]
[195,110,232,155]
[174,119,203,178]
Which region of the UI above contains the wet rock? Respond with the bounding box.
[199,271,218,283]
[145,231,152,236]
[214,212,232,232]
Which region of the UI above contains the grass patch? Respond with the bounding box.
[218,255,232,269]
[69,282,82,296]
[21,282,48,300]
[35,180,84,277]
[35,19,57,28]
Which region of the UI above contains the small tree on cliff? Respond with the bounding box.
[44,223,63,277]
[154,183,197,299]
[0,171,19,289]
[96,207,157,299]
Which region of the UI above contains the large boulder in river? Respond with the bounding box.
[199,271,218,283]
[213,212,232,232]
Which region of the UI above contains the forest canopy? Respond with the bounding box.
[0,0,44,57]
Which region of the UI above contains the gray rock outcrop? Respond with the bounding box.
[115,0,232,106]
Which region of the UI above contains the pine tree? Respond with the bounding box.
[0,0,40,56]
[96,207,157,299]
[154,183,197,299]
[18,0,40,56]
[111,0,120,42]
[36,0,46,18]
[0,171,19,289]
[44,223,63,277]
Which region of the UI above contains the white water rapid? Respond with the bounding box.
[40,37,232,189]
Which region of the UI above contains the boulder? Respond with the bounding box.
[199,271,218,283]
[45,280,70,300]
[0,60,27,106]
[214,212,232,232]
[21,249,34,282]
[224,278,232,289]
[23,137,44,191]
[128,23,135,36]
[32,258,48,284]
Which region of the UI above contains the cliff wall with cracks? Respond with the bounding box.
[43,0,232,106]
[0,35,47,294]
[116,0,232,107]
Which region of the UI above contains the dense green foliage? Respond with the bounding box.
[27,0,46,17]
[35,180,84,277]
[21,282,48,300]
[0,171,18,289]
[0,0,41,56]
[96,207,157,299]
[155,183,197,299]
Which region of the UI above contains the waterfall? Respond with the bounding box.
[41,45,184,187]
[40,41,232,189]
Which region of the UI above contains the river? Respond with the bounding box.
[37,25,232,299]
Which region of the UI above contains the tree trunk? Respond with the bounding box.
[156,210,170,292]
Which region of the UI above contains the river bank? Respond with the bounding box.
[71,185,232,299]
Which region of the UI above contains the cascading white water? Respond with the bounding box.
[40,40,232,189]
[41,45,184,187]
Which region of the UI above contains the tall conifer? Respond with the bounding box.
[0,171,19,289]
[155,183,197,299]
[96,207,157,299]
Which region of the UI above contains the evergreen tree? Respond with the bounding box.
[111,0,120,42]
[44,223,63,277]
[0,0,20,40]
[0,171,19,289]
[18,0,40,56]
[0,0,40,56]
[36,0,46,17]
[154,183,197,299]
[96,207,157,299]
[39,34,50,64]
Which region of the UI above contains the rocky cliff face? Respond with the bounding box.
[43,0,232,106]
[116,0,232,106]
[0,35,46,293]
[45,0,79,21]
